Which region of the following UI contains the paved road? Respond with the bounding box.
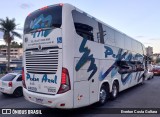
[0,76,160,117]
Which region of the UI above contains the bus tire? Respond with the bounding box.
[98,85,109,105]
[110,81,119,100]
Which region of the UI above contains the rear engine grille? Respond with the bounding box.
[25,49,59,74]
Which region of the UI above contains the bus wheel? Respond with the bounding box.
[98,85,109,105]
[110,82,119,100]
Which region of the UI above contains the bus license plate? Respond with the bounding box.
[35,98,43,104]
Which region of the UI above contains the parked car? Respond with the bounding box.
[152,66,160,75]
[145,69,154,80]
[144,64,154,80]
[0,73,23,97]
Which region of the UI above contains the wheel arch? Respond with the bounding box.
[113,79,120,92]
[100,81,110,92]
[15,86,23,90]
[13,86,23,96]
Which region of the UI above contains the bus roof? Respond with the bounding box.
[27,3,144,47]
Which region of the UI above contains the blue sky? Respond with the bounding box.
[0,0,160,53]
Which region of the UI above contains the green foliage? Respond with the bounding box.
[0,44,6,48]
[0,17,22,71]
[0,41,22,48]
[11,41,22,48]
[0,17,21,43]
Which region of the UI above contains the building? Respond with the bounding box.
[0,54,7,64]
[10,59,22,68]
[0,48,23,73]
[0,54,7,73]
[146,46,153,56]
[151,53,160,65]
[0,48,23,59]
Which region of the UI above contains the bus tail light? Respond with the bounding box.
[59,3,64,6]
[22,67,26,89]
[57,67,71,94]
[28,13,31,16]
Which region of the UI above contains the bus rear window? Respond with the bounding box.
[24,5,62,34]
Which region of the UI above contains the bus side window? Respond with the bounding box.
[103,25,115,46]
[75,23,94,41]
[72,10,99,42]
[117,60,144,74]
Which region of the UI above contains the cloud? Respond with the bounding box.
[135,36,145,38]
[20,3,32,9]
[15,28,23,31]
[149,38,160,41]
[143,42,152,45]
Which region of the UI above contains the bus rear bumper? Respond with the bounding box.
[23,88,73,109]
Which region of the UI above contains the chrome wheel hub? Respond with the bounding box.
[100,89,107,103]
[112,85,117,97]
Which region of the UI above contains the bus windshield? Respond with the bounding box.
[24,5,62,34]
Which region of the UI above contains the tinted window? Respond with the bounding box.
[1,74,16,81]
[102,25,115,45]
[117,60,144,74]
[124,36,132,50]
[75,23,94,41]
[115,31,125,48]
[24,5,62,34]
[72,10,99,42]
[17,75,22,81]
[132,40,138,52]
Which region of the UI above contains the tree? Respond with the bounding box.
[11,41,22,48]
[0,17,21,72]
[11,41,19,47]
[0,44,6,48]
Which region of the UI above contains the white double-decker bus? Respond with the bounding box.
[22,3,146,108]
